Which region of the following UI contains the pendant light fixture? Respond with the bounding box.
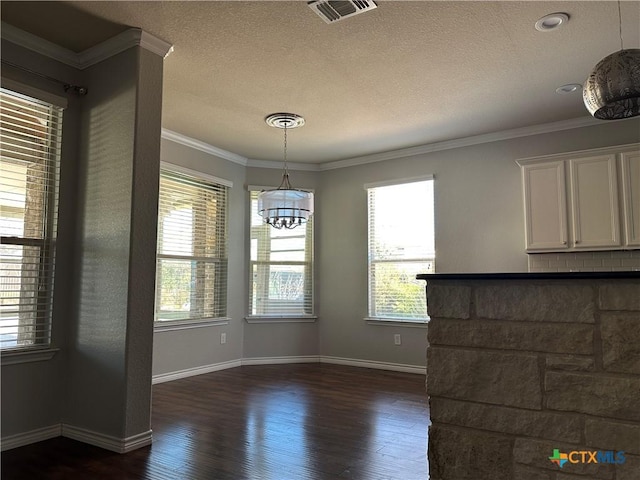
[257,113,314,229]
[583,0,640,120]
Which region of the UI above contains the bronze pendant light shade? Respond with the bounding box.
[583,48,640,120]
[583,1,640,120]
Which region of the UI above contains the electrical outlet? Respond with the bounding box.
[220,333,227,344]
[394,334,401,346]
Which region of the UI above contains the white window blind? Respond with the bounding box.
[249,189,313,316]
[155,168,228,322]
[367,179,435,320]
[0,88,63,350]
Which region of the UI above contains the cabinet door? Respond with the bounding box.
[569,155,620,249]
[522,161,568,251]
[621,151,640,247]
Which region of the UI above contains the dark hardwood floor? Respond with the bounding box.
[2,364,429,479]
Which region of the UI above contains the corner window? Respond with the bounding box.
[155,167,229,323]
[249,189,314,317]
[0,88,63,350]
[367,177,435,321]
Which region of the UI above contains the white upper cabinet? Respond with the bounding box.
[568,154,620,249]
[521,160,568,251]
[621,150,640,247]
[517,144,640,253]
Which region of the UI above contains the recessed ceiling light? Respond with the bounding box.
[535,13,569,32]
[556,83,582,94]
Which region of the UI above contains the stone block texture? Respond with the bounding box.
[545,371,640,421]
[429,319,593,354]
[599,283,640,311]
[426,284,471,319]
[426,278,640,480]
[428,346,541,409]
[600,311,640,374]
[546,354,595,372]
[429,425,513,480]
[584,418,640,455]
[475,283,595,323]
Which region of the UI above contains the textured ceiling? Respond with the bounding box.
[2,1,639,164]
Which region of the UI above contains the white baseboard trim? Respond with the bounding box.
[321,356,426,375]
[1,424,61,451]
[242,355,321,366]
[61,424,152,453]
[152,359,242,385]
[152,355,425,384]
[1,424,152,453]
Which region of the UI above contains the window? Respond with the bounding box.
[249,189,313,317]
[0,88,63,350]
[155,167,229,323]
[367,178,435,321]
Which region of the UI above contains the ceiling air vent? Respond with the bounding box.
[308,0,378,24]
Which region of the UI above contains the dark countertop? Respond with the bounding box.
[417,272,640,281]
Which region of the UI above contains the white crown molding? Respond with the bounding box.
[246,158,320,172]
[161,128,248,166]
[140,30,174,59]
[1,23,173,70]
[77,28,173,69]
[166,115,618,173]
[1,22,80,68]
[319,116,607,171]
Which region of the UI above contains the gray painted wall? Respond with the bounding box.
[152,139,246,377]
[157,120,640,377]
[316,120,640,366]
[243,168,320,360]
[66,46,163,439]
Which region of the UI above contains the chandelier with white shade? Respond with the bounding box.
[257,113,314,229]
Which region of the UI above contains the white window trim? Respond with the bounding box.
[364,174,434,190]
[365,318,429,328]
[0,87,63,352]
[1,347,59,366]
[366,177,435,322]
[161,161,233,188]
[154,317,231,332]
[244,315,318,324]
[247,186,315,318]
[155,165,231,324]
[1,78,68,109]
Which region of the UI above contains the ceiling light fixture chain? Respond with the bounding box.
[617,0,623,50]
[281,122,292,188]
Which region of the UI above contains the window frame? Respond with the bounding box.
[246,186,315,322]
[365,176,435,324]
[0,85,64,354]
[154,162,231,330]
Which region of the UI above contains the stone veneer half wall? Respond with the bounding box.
[424,275,640,480]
